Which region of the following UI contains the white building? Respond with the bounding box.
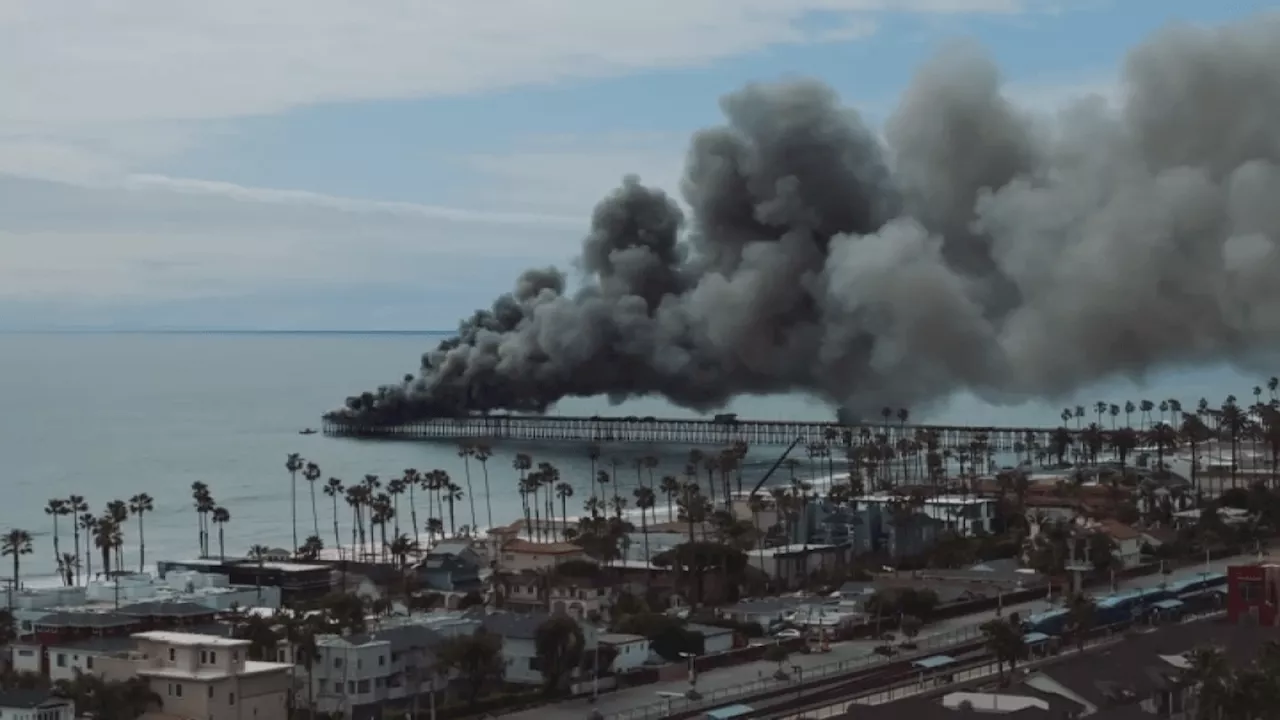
[0,690,75,720]
[686,623,736,654]
[303,623,459,718]
[598,633,650,672]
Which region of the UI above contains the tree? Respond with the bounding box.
[323,477,345,557]
[474,444,495,530]
[128,493,154,573]
[900,614,923,647]
[211,507,231,560]
[286,453,304,558]
[458,443,480,532]
[437,629,505,707]
[1,529,33,593]
[303,461,322,539]
[981,616,1025,683]
[66,494,88,585]
[44,499,67,579]
[534,614,585,695]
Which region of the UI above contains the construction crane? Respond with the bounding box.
[748,435,805,499]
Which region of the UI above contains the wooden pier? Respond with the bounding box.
[322,414,1066,452]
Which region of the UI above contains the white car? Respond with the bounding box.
[774,629,802,639]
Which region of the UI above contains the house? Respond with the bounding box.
[497,540,590,573]
[303,624,452,720]
[418,541,484,593]
[93,630,293,720]
[685,623,735,654]
[0,689,75,720]
[598,633,650,672]
[11,634,136,682]
[1096,520,1145,568]
[480,612,598,686]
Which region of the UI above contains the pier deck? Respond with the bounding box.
[322,414,1066,451]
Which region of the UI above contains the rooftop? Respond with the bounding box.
[133,631,249,648]
[0,689,72,709]
[503,539,584,554]
[598,632,647,644]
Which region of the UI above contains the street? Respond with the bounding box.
[497,554,1243,720]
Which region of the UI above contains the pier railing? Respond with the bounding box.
[322,413,1065,450]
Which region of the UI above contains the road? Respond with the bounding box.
[498,554,1241,720]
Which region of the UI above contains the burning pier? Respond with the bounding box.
[321,413,1063,451]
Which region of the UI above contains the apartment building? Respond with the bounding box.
[96,631,293,720]
[303,624,453,720]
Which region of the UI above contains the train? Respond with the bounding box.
[1022,572,1227,635]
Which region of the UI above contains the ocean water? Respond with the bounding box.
[0,331,1265,584]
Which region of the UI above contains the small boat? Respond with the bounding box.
[299,428,318,435]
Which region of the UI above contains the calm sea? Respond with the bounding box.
[0,331,1262,583]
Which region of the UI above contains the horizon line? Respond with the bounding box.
[0,328,452,335]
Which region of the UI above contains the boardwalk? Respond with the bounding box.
[322,414,1067,451]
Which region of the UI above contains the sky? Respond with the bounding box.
[0,0,1274,331]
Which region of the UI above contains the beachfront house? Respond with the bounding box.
[481,612,599,686]
[302,624,452,719]
[496,539,590,573]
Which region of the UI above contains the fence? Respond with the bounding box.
[604,622,987,720]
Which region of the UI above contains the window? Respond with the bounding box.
[375,677,383,688]
[347,681,354,693]
[378,655,385,666]
[17,649,33,657]
[356,658,362,669]
[175,683,183,698]
[56,654,66,668]
[210,651,217,663]
[208,685,214,698]
[86,656,94,669]
[169,648,176,661]
[357,680,370,693]
[334,657,343,668]
[229,692,235,704]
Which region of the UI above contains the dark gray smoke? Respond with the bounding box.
[331,15,1280,425]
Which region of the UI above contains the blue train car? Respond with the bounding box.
[1023,608,1070,635]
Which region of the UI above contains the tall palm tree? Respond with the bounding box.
[659,475,680,522]
[345,486,366,560]
[190,482,211,557]
[45,499,67,571]
[128,493,154,573]
[65,494,88,585]
[1,529,33,594]
[361,475,382,554]
[457,443,479,532]
[474,444,494,530]
[286,453,304,559]
[442,482,463,537]
[387,478,405,539]
[401,469,420,543]
[324,478,345,557]
[93,517,121,577]
[633,486,656,564]
[512,453,533,536]
[371,495,394,561]
[78,513,97,582]
[555,482,574,541]
[303,461,322,539]
[212,507,231,560]
[58,552,78,588]
[594,471,611,521]
[106,500,128,571]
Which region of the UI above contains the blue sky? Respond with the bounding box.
[0,0,1271,330]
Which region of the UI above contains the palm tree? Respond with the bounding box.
[474,444,494,530]
[512,453,533,536]
[303,461,322,539]
[45,499,67,571]
[190,482,211,557]
[401,469,420,543]
[58,552,78,588]
[659,475,680,522]
[324,478,346,557]
[286,453,305,558]
[1,529,33,594]
[128,493,154,573]
[387,478,406,539]
[93,517,121,577]
[361,474,382,554]
[594,471,611,521]
[298,536,324,561]
[442,482,464,537]
[555,483,574,541]
[248,544,270,596]
[212,507,231,560]
[65,494,88,585]
[345,486,366,560]
[458,443,480,532]
[633,486,656,564]
[106,500,128,571]
[386,533,419,570]
[78,513,97,581]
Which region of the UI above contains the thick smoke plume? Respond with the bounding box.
[332,15,1280,425]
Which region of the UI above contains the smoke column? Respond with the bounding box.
[332,14,1280,425]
